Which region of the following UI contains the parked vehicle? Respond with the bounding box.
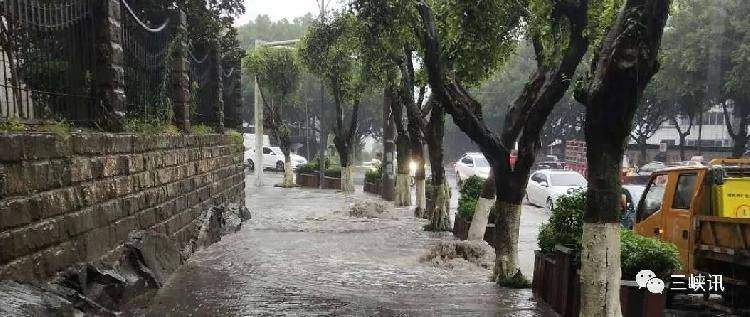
[637,161,667,175]
[244,146,307,171]
[454,152,490,182]
[526,169,587,210]
[532,161,566,171]
[633,159,750,307]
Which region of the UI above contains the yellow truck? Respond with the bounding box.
[633,159,750,307]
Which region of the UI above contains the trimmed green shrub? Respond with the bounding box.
[365,164,382,184]
[621,229,682,279]
[457,175,485,221]
[297,162,319,174]
[324,166,342,178]
[538,192,681,279]
[537,191,585,254]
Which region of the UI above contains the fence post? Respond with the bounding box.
[171,10,190,131]
[213,48,225,133]
[93,0,126,131]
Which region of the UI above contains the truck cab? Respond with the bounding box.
[633,166,706,274]
[633,159,750,306]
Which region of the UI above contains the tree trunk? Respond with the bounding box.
[678,134,686,161]
[415,177,426,217]
[429,181,451,231]
[341,164,355,193]
[468,171,495,241]
[732,132,748,158]
[639,139,648,165]
[575,0,670,315]
[282,153,294,187]
[492,200,521,281]
[395,134,412,206]
[425,99,449,230]
[382,86,396,201]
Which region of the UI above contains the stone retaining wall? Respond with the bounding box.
[0,133,244,280]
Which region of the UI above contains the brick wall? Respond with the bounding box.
[0,133,245,281]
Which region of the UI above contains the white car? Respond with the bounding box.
[244,146,307,171]
[454,152,491,182]
[526,169,587,210]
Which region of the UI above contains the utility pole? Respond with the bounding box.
[253,39,264,186]
[318,0,326,188]
[381,86,395,201]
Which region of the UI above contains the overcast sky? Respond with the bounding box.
[235,0,323,25]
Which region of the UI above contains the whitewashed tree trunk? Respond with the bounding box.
[580,223,622,317]
[341,165,355,193]
[468,197,494,241]
[429,182,451,231]
[282,155,294,188]
[394,173,411,206]
[414,178,426,217]
[492,201,521,281]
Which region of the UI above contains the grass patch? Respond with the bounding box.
[189,124,215,135]
[496,270,531,288]
[0,117,26,132]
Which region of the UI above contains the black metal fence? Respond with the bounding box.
[120,0,171,123]
[0,0,242,129]
[0,0,96,123]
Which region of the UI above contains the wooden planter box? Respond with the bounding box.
[322,176,342,189]
[296,173,320,188]
[363,181,381,194]
[532,246,666,317]
[452,215,496,248]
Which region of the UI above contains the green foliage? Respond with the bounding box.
[244,46,301,105]
[324,166,342,178]
[621,229,682,279]
[297,162,319,174]
[0,117,26,133]
[37,120,72,138]
[537,191,585,254]
[123,117,179,135]
[365,164,383,184]
[537,192,682,279]
[226,129,244,153]
[497,270,531,289]
[432,0,522,86]
[298,12,383,106]
[189,124,215,135]
[457,175,485,221]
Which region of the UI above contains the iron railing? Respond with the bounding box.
[120,0,171,123]
[0,0,96,123]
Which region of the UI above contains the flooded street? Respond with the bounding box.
[145,172,554,316]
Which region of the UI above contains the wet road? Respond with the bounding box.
[145,172,554,316]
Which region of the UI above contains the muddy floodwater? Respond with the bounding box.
[145,173,554,316]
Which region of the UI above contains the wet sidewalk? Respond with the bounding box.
[144,173,553,316]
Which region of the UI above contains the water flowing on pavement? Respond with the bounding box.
[144,173,554,316]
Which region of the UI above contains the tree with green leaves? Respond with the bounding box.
[630,84,672,165]
[416,0,619,284]
[658,0,750,158]
[298,12,383,193]
[244,47,301,187]
[351,0,429,211]
[573,0,670,314]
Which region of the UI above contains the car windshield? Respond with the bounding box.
[549,173,586,186]
[270,147,282,154]
[472,156,490,167]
